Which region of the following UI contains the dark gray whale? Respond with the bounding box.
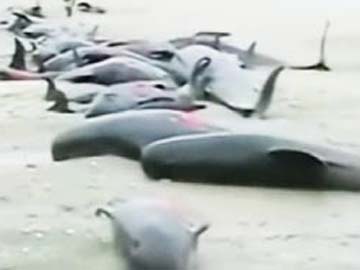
[96,198,208,270]
[52,110,221,161]
[142,133,360,191]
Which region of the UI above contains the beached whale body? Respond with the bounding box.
[186,53,284,117]
[0,38,59,80]
[33,37,94,64]
[40,41,175,71]
[46,80,179,114]
[85,82,202,118]
[51,110,221,161]
[41,45,138,72]
[44,79,107,104]
[57,57,176,85]
[142,133,360,191]
[171,25,331,71]
[96,198,209,270]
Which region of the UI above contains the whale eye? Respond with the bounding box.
[60,48,70,54]
[132,239,140,249]
[104,92,118,100]
[149,50,175,62]
[153,83,166,90]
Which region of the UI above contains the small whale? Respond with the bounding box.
[95,198,209,270]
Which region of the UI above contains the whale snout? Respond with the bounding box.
[51,136,72,161]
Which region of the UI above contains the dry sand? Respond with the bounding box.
[0,0,360,269]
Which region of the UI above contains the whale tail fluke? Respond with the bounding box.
[290,21,331,72]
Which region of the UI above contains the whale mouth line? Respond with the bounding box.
[137,97,175,106]
[71,75,95,83]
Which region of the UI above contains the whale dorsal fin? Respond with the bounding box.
[247,41,257,55]
[269,148,326,168]
[44,78,58,101]
[9,38,26,70]
[72,48,83,67]
[47,89,73,113]
[88,25,99,40]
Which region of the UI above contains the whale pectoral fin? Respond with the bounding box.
[269,148,327,169]
[189,222,210,239]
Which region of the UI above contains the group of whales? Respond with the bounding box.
[2,3,360,193]
[1,3,359,270]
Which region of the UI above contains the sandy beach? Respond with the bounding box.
[0,0,360,269]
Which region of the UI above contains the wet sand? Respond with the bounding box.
[0,0,360,269]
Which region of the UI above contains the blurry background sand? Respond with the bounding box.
[1,0,360,269]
